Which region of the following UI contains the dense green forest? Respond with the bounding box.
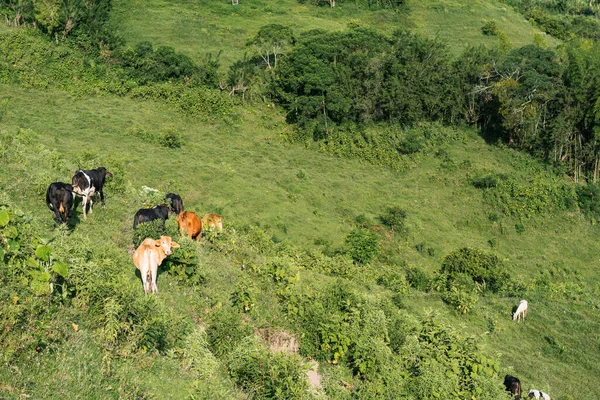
[1,0,600,399]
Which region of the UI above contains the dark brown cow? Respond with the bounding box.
[177,211,202,241]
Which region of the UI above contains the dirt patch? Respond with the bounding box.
[307,360,322,389]
[257,328,299,354]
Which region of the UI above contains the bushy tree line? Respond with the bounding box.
[243,25,600,183]
[0,0,114,43]
[502,0,600,40]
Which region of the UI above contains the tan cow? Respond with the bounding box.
[201,213,223,232]
[133,236,180,294]
[177,211,203,241]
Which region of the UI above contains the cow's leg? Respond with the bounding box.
[88,196,93,214]
[81,197,87,220]
[140,264,150,294]
[53,208,62,224]
[151,264,159,293]
[100,190,106,207]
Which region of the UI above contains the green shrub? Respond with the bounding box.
[378,206,407,233]
[206,307,253,358]
[132,218,165,247]
[576,182,600,221]
[227,337,310,399]
[344,227,379,265]
[440,283,479,314]
[441,247,508,293]
[159,129,182,148]
[406,266,430,291]
[481,20,499,36]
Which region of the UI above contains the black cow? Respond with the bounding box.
[165,193,184,215]
[46,182,74,224]
[133,204,172,229]
[504,375,522,400]
[71,167,112,220]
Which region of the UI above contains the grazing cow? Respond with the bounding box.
[528,390,551,400]
[177,211,202,241]
[46,182,74,224]
[133,235,180,294]
[133,204,171,229]
[513,300,528,321]
[504,375,522,400]
[165,193,184,215]
[71,167,112,220]
[201,213,223,232]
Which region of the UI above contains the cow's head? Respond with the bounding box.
[155,235,180,256]
[97,167,113,178]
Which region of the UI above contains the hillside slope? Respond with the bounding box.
[1,80,599,398]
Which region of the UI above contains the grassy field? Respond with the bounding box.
[109,0,558,72]
[1,79,600,398]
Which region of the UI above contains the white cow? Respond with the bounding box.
[513,299,528,321]
[528,389,551,400]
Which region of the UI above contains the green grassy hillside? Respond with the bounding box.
[1,81,599,398]
[0,0,598,399]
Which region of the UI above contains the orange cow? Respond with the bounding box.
[177,211,203,241]
[133,236,179,294]
[201,213,223,232]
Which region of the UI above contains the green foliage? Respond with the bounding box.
[132,218,165,247]
[344,227,379,265]
[481,20,499,36]
[481,175,577,218]
[207,307,253,358]
[116,41,220,87]
[227,337,310,399]
[159,127,183,149]
[246,24,295,70]
[231,280,256,313]
[441,247,509,293]
[0,0,116,44]
[378,205,407,233]
[406,266,430,291]
[576,182,600,221]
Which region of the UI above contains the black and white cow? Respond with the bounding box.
[46,182,75,224]
[504,375,522,400]
[71,167,112,220]
[165,193,184,215]
[133,204,172,229]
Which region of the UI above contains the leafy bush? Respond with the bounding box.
[116,42,219,87]
[227,337,310,399]
[441,247,509,293]
[207,307,253,357]
[231,280,256,313]
[476,175,577,218]
[406,266,430,291]
[577,182,600,221]
[132,218,166,247]
[378,206,407,233]
[159,128,183,149]
[345,227,379,265]
[481,20,499,36]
